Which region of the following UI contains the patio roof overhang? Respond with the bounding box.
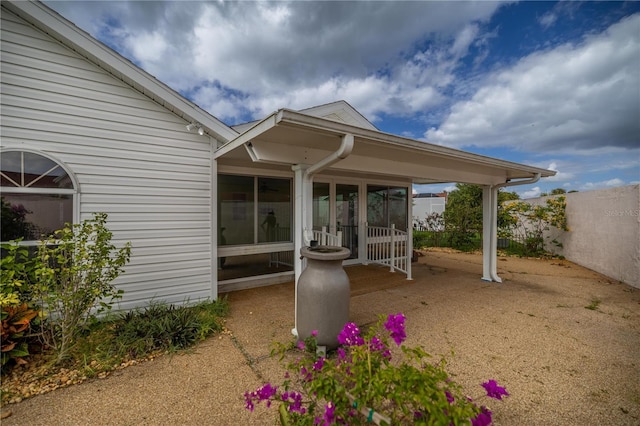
[215,109,555,186]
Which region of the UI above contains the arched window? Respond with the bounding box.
[1,150,77,243]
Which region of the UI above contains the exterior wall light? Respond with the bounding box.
[186,122,204,135]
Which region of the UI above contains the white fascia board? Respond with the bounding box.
[5,0,238,143]
[215,112,280,158]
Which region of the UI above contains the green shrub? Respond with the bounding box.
[113,299,228,359]
[0,241,36,308]
[501,196,568,257]
[1,241,42,367]
[1,303,39,367]
[33,213,131,364]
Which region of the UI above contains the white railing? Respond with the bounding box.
[366,224,412,279]
[312,226,343,247]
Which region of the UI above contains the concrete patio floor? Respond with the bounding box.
[2,249,639,425]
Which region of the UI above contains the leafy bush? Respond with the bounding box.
[245,313,508,425]
[0,241,36,308]
[501,196,568,256]
[1,303,39,367]
[32,213,131,364]
[1,242,41,368]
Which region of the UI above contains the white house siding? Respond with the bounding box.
[1,9,215,309]
[412,195,446,230]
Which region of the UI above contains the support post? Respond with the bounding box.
[482,185,501,282]
[390,224,396,272]
[292,164,310,337]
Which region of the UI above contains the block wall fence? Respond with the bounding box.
[525,184,639,288]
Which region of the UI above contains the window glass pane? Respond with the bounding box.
[367,185,408,231]
[1,194,72,241]
[218,251,294,281]
[389,187,408,231]
[1,151,73,188]
[258,178,292,243]
[367,185,387,227]
[313,182,330,231]
[218,174,254,245]
[336,184,358,258]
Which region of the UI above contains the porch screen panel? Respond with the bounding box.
[367,185,387,228]
[218,174,254,245]
[367,185,408,231]
[336,184,358,258]
[258,177,292,243]
[389,187,408,231]
[312,182,330,231]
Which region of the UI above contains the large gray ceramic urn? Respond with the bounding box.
[296,246,351,350]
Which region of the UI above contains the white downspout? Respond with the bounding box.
[292,133,354,337]
[301,133,355,247]
[483,173,541,282]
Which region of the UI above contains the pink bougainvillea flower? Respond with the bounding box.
[244,383,278,411]
[337,322,364,346]
[314,401,336,425]
[313,357,325,371]
[482,379,510,400]
[471,406,492,426]
[369,336,391,359]
[384,313,406,346]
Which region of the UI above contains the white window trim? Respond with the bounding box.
[1,148,79,243]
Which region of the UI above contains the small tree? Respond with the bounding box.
[444,184,519,250]
[33,213,131,364]
[444,184,483,248]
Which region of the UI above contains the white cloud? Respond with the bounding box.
[45,0,505,123]
[520,186,542,199]
[543,161,574,182]
[425,13,640,153]
[580,178,626,191]
[538,12,558,29]
[127,31,167,63]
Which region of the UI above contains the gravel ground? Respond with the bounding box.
[2,249,639,425]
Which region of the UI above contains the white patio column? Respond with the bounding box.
[482,185,501,282]
[292,164,312,284]
[292,164,311,337]
[406,186,413,280]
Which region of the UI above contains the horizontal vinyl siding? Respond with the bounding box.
[1,9,215,309]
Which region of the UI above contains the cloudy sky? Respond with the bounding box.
[45,0,639,198]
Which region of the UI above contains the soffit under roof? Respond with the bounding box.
[217,109,555,186]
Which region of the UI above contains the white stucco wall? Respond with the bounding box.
[526,185,640,288]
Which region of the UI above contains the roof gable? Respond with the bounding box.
[299,101,378,131]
